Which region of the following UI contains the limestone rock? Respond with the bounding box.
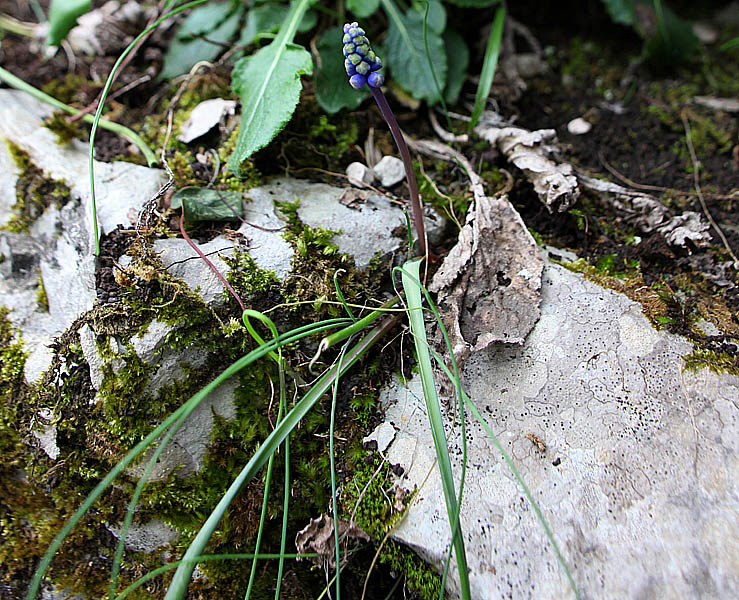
[346,161,375,188]
[373,155,406,187]
[378,260,739,599]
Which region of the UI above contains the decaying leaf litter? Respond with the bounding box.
[1,0,738,598]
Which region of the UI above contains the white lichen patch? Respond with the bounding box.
[378,261,739,599]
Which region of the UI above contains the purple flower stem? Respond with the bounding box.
[370,86,427,258]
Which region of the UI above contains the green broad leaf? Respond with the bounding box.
[443,28,469,104]
[347,0,380,19]
[600,0,636,25]
[239,3,288,48]
[171,187,245,222]
[240,3,316,48]
[315,27,368,114]
[444,0,500,7]
[159,2,244,80]
[47,0,91,46]
[383,3,447,104]
[229,42,313,173]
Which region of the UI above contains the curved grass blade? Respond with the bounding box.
[399,258,471,599]
[401,267,581,599]
[115,552,316,600]
[88,0,210,255]
[469,4,505,129]
[25,317,351,600]
[163,316,398,599]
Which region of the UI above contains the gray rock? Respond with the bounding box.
[253,178,444,269]
[346,161,375,188]
[0,89,165,381]
[378,261,739,599]
[107,518,180,554]
[363,422,397,453]
[373,155,406,187]
[0,89,166,250]
[128,377,238,481]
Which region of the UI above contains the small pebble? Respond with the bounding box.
[373,155,405,187]
[346,162,375,188]
[567,117,592,135]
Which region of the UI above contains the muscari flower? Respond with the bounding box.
[342,22,384,90]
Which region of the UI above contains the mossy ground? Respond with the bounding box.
[1,140,72,233]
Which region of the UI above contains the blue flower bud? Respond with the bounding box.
[349,74,367,90]
[368,72,384,88]
[342,22,385,90]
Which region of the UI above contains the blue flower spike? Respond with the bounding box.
[342,22,384,90]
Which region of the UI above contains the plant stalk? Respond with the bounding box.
[370,86,427,258]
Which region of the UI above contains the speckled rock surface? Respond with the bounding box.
[377,260,738,599]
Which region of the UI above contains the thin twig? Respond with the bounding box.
[680,110,739,269]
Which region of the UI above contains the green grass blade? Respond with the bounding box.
[163,317,397,599]
[330,341,352,598]
[87,0,209,254]
[0,66,155,165]
[469,5,505,129]
[114,552,316,600]
[399,258,470,599]
[403,269,581,599]
[108,408,190,599]
[25,318,350,600]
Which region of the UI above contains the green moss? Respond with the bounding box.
[342,455,442,599]
[41,73,96,106]
[43,111,87,145]
[682,349,739,376]
[35,269,49,312]
[2,140,72,232]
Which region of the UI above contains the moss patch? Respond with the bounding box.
[2,140,72,232]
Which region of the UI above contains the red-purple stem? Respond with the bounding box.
[370,86,426,257]
[179,213,246,312]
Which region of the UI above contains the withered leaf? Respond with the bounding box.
[430,194,543,368]
[295,514,370,568]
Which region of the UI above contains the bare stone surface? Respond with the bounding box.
[373,155,406,187]
[378,260,738,599]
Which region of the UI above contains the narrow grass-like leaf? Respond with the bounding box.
[87,0,211,255]
[25,317,350,600]
[399,258,471,599]
[382,0,447,104]
[115,553,316,600]
[469,4,505,129]
[162,317,397,599]
[47,0,90,46]
[402,268,582,600]
[228,0,313,174]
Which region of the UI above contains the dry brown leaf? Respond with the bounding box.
[430,194,543,367]
[473,112,579,213]
[578,174,711,248]
[295,514,369,568]
[407,137,544,368]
